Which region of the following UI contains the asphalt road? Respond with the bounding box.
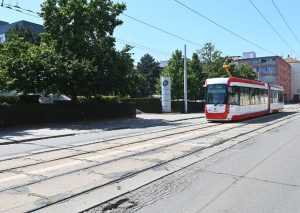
[96,114,300,213]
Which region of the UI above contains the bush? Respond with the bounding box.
[129,97,161,113]
[127,98,205,113]
[0,96,20,104]
[172,100,205,113]
[19,95,40,103]
[77,96,122,104]
[0,103,136,128]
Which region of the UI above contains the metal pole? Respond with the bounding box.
[184,44,188,113]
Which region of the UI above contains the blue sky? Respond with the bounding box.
[1,0,300,63]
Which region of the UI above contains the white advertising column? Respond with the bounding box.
[161,77,171,113]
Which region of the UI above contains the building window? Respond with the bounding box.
[252,59,260,64]
[261,58,267,63]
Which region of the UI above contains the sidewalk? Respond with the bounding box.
[0,113,204,145]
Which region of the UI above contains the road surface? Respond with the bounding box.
[0,105,299,213]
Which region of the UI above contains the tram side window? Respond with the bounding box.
[270,90,274,103]
[250,88,254,105]
[279,91,284,103]
[265,89,269,104]
[257,88,262,104]
[250,88,259,105]
[271,90,279,103]
[240,87,250,105]
[276,91,279,103]
[228,86,239,105]
[255,88,260,105]
[262,89,268,104]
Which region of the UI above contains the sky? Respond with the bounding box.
[1,0,300,63]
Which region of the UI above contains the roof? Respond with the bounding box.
[0,21,9,27]
[0,20,44,35]
[285,57,300,63]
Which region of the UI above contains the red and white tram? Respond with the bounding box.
[204,77,284,121]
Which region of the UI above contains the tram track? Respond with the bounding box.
[2,107,284,174]
[1,108,299,175]
[0,122,221,167]
[1,107,300,213]
[28,107,300,213]
[0,119,213,161]
[4,105,298,164]
[0,123,244,192]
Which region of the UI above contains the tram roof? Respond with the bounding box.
[205,77,268,88]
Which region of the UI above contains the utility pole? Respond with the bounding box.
[184,44,188,113]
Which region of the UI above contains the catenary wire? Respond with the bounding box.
[2,1,230,58]
[122,13,202,48]
[271,0,300,46]
[248,0,297,55]
[116,38,172,57]
[174,0,278,56]
[1,3,41,18]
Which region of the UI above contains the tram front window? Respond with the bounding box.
[207,84,227,105]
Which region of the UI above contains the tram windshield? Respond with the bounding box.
[206,84,227,105]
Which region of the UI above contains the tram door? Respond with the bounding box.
[267,84,271,113]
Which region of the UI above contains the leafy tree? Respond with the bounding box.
[198,42,226,78]
[161,50,184,99]
[233,64,256,80]
[188,53,206,100]
[0,37,62,94]
[40,0,131,100]
[41,0,125,59]
[5,25,40,45]
[198,42,256,80]
[136,54,161,97]
[109,45,135,97]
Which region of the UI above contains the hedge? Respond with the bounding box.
[129,97,161,113]
[171,101,205,113]
[0,103,136,128]
[128,97,204,113]
[0,96,20,104]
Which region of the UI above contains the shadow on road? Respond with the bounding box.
[240,112,298,124]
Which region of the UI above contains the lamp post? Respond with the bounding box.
[184,44,188,113]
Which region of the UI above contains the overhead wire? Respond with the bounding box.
[271,0,300,46]
[1,1,233,58]
[1,2,41,19]
[174,0,278,56]
[248,0,297,55]
[122,13,202,48]
[1,2,173,58]
[116,38,172,57]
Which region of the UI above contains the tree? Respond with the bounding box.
[198,42,256,80]
[234,63,257,80]
[136,54,161,97]
[40,0,131,100]
[161,50,184,99]
[5,25,40,45]
[198,42,226,78]
[188,53,206,100]
[0,37,62,94]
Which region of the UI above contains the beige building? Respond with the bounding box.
[285,56,300,102]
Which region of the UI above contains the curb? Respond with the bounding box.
[0,133,75,146]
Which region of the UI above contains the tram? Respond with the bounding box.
[204,77,284,121]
